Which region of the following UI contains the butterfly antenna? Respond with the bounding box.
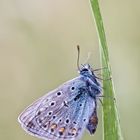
[84,52,92,64]
[77,45,80,71]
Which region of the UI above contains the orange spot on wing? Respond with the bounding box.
[50,123,57,130]
[59,127,65,133]
[59,127,65,135]
[71,128,77,135]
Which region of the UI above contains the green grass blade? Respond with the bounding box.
[89,0,123,140]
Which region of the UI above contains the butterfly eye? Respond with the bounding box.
[82,68,88,72]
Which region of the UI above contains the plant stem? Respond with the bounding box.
[89,0,123,140]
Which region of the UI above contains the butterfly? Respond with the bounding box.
[18,46,102,140]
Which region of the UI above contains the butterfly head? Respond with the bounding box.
[79,64,94,76]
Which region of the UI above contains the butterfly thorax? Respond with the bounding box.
[79,64,102,97]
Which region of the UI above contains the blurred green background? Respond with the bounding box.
[0,0,140,140]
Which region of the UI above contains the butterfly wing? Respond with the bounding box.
[18,77,95,140]
[86,99,98,134]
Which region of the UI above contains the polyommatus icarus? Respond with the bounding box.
[18,46,102,140]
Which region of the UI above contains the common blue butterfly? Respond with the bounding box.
[18,46,102,140]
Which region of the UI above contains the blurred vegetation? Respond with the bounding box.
[0,0,140,140]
